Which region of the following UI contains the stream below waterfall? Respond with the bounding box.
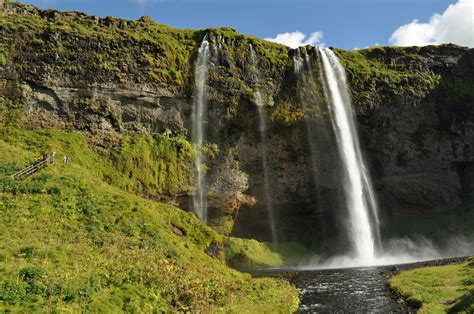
[256,257,469,313]
[284,267,402,313]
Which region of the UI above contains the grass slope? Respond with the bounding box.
[389,258,474,313]
[0,127,298,312]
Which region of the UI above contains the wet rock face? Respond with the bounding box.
[360,102,466,215]
[1,3,473,242]
[357,47,474,218]
[3,82,192,136]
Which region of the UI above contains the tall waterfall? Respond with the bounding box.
[192,38,210,222]
[250,44,277,242]
[318,47,381,264]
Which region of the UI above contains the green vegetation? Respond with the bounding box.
[110,134,194,198]
[0,2,292,99]
[0,5,197,90]
[335,47,441,110]
[389,258,474,313]
[0,1,299,148]
[0,125,299,312]
[1,3,472,311]
[271,102,306,125]
[0,96,26,127]
[208,27,289,70]
[435,76,474,110]
[208,214,235,235]
[224,239,317,270]
[270,242,318,266]
[224,237,284,269]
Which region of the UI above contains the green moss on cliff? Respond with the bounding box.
[1,3,198,91]
[335,47,441,110]
[436,76,474,109]
[224,237,283,269]
[0,96,26,127]
[208,27,289,68]
[271,102,306,125]
[0,2,292,100]
[110,134,194,198]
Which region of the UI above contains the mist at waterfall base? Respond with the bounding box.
[295,234,474,270]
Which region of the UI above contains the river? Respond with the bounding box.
[257,257,469,313]
[284,266,402,313]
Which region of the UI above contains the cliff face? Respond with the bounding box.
[352,46,474,214]
[1,3,473,245]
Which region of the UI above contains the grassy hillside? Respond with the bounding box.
[0,125,298,312]
[389,259,474,313]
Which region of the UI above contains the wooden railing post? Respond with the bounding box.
[11,156,54,179]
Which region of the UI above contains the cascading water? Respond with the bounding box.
[192,38,210,222]
[293,49,304,74]
[250,44,277,242]
[318,47,381,264]
[254,92,277,243]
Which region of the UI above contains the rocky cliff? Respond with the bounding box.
[1,2,473,248]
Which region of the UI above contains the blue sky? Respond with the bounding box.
[25,0,472,49]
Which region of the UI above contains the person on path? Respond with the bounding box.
[51,152,56,164]
[63,155,68,164]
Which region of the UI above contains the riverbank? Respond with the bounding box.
[388,256,474,313]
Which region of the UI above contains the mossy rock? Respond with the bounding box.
[224,237,283,270]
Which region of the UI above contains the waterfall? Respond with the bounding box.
[254,91,278,243]
[192,38,210,222]
[250,44,277,242]
[293,49,305,74]
[249,43,257,66]
[318,47,381,264]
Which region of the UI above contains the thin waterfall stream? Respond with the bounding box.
[192,38,210,222]
[250,44,277,243]
[296,47,330,241]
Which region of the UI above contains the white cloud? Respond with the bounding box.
[265,31,324,48]
[133,0,161,7]
[389,0,474,48]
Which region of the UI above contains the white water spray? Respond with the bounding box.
[192,38,210,222]
[319,47,381,265]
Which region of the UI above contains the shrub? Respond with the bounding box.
[19,267,45,282]
[0,280,27,304]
